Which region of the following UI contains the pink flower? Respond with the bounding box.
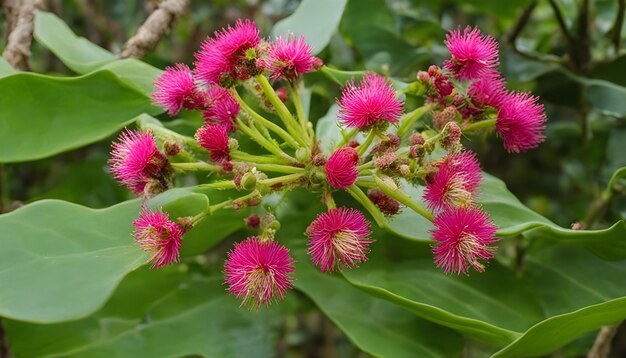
[133,207,184,268]
[424,151,482,212]
[153,64,203,115]
[195,124,231,162]
[224,237,295,308]
[202,85,240,132]
[306,207,373,272]
[194,19,262,86]
[444,27,499,80]
[338,73,403,129]
[109,129,170,195]
[496,92,547,153]
[325,147,359,189]
[431,207,498,275]
[468,71,508,108]
[264,34,319,81]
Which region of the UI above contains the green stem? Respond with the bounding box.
[259,173,304,187]
[373,175,434,222]
[463,118,497,133]
[231,89,303,148]
[357,161,374,171]
[289,83,313,139]
[357,130,376,156]
[238,121,297,162]
[255,75,307,143]
[171,162,220,172]
[347,185,387,227]
[231,151,291,165]
[198,180,237,190]
[337,128,359,149]
[397,105,433,138]
[252,163,305,174]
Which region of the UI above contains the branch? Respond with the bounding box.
[504,0,538,45]
[608,0,625,53]
[548,0,576,46]
[2,0,44,70]
[2,0,21,41]
[588,323,621,358]
[119,0,189,59]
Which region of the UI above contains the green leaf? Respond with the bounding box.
[272,0,348,55]
[4,267,278,358]
[34,11,162,96]
[0,200,145,323]
[388,173,626,259]
[0,70,154,163]
[342,237,626,356]
[0,57,17,78]
[34,11,116,73]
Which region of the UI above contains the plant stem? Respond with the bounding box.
[463,119,497,133]
[347,185,387,227]
[252,163,305,174]
[199,180,237,190]
[232,151,291,165]
[397,105,433,137]
[255,74,307,143]
[171,162,220,172]
[231,89,303,148]
[258,173,304,187]
[373,175,434,222]
[237,120,297,162]
[323,191,337,209]
[357,130,376,156]
[337,128,359,149]
[289,82,312,137]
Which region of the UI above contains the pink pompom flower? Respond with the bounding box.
[202,85,240,132]
[468,71,508,109]
[153,64,204,115]
[325,147,360,189]
[133,207,184,268]
[496,92,547,153]
[195,123,231,162]
[431,207,498,275]
[109,129,170,195]
[424,151,482,212]
[264,34,320,81]
[194,19,262,87]
[444,27,499,80]
[224,237,295,308]
[306,207,373,272]
[338,73,404,129]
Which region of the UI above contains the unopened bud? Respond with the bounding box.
[245,214,261,229]
[312,153,327,166]
[347,140,360,148]
[312,57,324,70]
[296,147,309,162]
[399,164,410,177]
[228,138,239,151]
[434,106,457,130]
[241,172,257,190]
[176,216,195,232]
[441,122,461,152]
[276,87,289,103]
[409,133,425,146]
[164,141,181,156]
[374,151,397,169]
[410,144,425,159]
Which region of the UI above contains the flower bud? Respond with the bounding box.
[241,172,257,190]
[296,147,309,162]
[276,87,289,103]
[164,141,182,156]
[245,214,261,229]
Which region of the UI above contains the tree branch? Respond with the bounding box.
[548,0,576,47]
[504,0,538,45]
[119,0,189,59]
[2,0,44,70]
[2,0,21,42]
[608,0,625,53]
[588,323,622,358]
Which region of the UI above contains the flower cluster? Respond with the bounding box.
[109,21,547,308]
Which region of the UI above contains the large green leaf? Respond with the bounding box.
[272,0,347,55]
[0,200,144,323]
[0,185,247,323]
[4,267,278,358]
[0,58,17,78]
[34,11,116,73]
[342,237,626,356]
[0,70,154,163]
[387,173,626,259]
[34,11,162,96]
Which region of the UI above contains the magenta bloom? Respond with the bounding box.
[496,92,547,153]
[325,147,359,189]
[431,207,498,275]
[468,71,508,108]
[338,73,404,129]
[224,237,295,308]
[153,64,203,115]
[202,85,240,132]
[424,151,482,212]
[264,34,319,81]
[133,207,184,268]
[444,27,499,80]
[109,129,169,195]
[195,124,231,162]
[306,207,373,272]
[194,19,262,86]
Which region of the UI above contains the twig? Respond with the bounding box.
[2,0,44,70]
[2,0,21,41]
[588,323,622,358]
[548,0,576,46]
[0,318,9,358]
[504,0,538,45]
[119,0,189,59]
